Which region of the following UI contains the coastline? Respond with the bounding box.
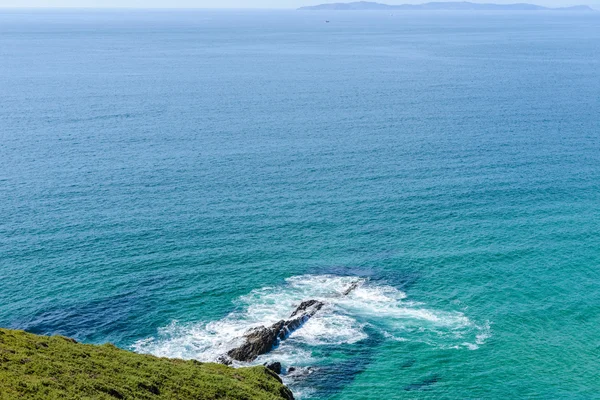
[0,328,294,400]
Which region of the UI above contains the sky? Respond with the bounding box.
[0,0,596,8]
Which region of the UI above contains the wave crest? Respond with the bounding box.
[133,275,489,365]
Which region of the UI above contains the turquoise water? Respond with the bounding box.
[1,9,600,399]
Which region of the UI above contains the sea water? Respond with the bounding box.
[1,9,599,399]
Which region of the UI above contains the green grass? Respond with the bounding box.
[0,329,293,400]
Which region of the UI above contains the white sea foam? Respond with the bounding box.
[133,275,489,370]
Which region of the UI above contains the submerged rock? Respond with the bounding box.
[286,366,314,378]
[404,375,440,391]
[342,280,363,296]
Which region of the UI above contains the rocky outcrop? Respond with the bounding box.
[279,300,324,340]
[227,321,285,362]
[226,300,325,363]
[289,299,324,318]
[265,361,282,375]
[276,381,295,400]
[224,280,363,363]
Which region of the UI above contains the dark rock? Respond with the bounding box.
[226,299,327,362]
[280,385,295,400]
[342,280,362,296]
[280,300,324,340]
[265,361,282,375]
[264,367,283,384]
[227,320,285,362]
[216,355,232,366]
[286,366,314,378]
[289,300,324,318]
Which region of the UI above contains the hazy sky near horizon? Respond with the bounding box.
[0,0,597,8]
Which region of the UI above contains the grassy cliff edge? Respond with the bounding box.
[0,329,294,400]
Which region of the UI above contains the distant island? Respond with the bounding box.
[298,1,594,11]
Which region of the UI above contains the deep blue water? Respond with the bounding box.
[1,9,600,399]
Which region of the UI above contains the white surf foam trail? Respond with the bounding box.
[133,275,489,366]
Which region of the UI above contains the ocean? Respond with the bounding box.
[1,8,599,399]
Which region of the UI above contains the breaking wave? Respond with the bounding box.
[133,275,489,368]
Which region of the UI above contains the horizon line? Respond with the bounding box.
[0,1,595,11]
